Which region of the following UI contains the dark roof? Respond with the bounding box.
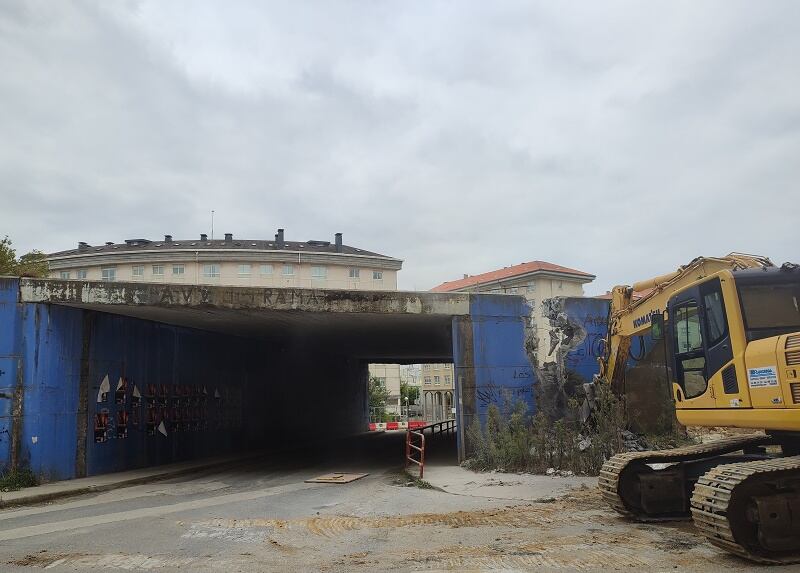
[431,260,595,292]
[48,238,395,259]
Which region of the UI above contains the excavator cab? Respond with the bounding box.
[656,265,800,423]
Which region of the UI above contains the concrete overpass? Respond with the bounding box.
[1,277,540,480]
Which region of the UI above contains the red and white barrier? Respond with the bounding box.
[369,420,426,432]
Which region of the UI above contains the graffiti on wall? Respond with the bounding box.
[476,380,532,409]
[524,297,610,420]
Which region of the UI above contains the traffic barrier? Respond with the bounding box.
[370,420,424,431]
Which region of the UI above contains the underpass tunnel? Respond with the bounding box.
[4,278,538,481]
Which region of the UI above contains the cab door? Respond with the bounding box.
[669,283,718,408]
[669,277,744,409]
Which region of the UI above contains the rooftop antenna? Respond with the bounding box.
[211,210,215,240]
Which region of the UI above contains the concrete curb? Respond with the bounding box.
[0,452,265,509]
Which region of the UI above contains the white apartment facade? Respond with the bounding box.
[46,230,402,291]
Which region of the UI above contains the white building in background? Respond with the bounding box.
[46,229,402,291]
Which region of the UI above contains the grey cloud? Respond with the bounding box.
[0,0,798,294]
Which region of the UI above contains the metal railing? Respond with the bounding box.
[427,419,456,437]
[404,419,456,479]
[405,429,425,478]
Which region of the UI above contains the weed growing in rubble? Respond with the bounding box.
[465,383,653,476]
[0,467,38,492]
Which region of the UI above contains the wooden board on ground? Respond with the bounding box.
[305,472,368,484]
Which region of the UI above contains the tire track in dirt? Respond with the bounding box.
[193,488,604,539]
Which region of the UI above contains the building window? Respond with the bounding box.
[373,271,383,280]
[311,266,327,279]
[445,375,451,385]
[434,376,441,385]
[510,287,519,294]
[376,377,386,388]
[152,265,164,276]
[132,265,144,278]
[424,377,431,385]
[101,267,116,282]
[76,269,87,279]
[527,282,535,293]
[260,264,273,275]
[529,299,536,311]
[172,264,185,275]
[282,263,294,276]
[60,271,70,279]
[238,264,251,276]
[203,264,220,278]
[349,268,360,279]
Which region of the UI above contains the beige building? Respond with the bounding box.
[430,260,595,370]
[368,363,403,416]
[46,230,402,291]
[422,363,455,422]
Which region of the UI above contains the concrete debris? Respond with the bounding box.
[577,437,592,451]
[544,468,574,478]
[621,430,648,452]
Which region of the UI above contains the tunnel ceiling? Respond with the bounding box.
[19,279,466,361]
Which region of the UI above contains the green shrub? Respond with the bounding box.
[0,467,38,492]
[465,382,643,476]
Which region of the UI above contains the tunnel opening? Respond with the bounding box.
[366,361,459,470]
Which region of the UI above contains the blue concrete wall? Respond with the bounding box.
[559,297,610,385]
[19,304,84,480]
[454,294,536,458]
[0,278,21,472]
[0,278,84,479]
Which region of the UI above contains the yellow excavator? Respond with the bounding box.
[597,253,800,563]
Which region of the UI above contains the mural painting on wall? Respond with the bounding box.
[525,297,610,421]
[93,374,239,444]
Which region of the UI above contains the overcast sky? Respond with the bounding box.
[1,1,798,294]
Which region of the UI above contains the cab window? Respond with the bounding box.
[674,302,707,398]
[702,287,727,346]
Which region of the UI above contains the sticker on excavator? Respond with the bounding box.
[305,473,368,484]
[748,366,779,388]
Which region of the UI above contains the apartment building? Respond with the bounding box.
[46,229,402,291]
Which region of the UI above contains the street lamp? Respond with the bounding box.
[404,396,409,422]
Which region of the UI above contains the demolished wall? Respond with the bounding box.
[524,296,610,421]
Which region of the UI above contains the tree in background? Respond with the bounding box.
[400,381,419,406]
[0,237,49,278]
[368,375,390,422]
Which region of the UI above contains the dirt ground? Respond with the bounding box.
[6,477,791,572]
